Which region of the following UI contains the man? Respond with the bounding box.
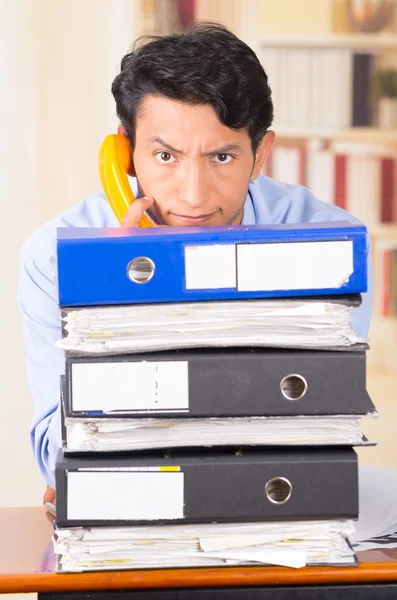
[18,23,372,506]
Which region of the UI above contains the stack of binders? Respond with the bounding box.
[53,221,376,572]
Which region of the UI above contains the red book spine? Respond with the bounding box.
[383,250,392,316]
[334,154,347,210]
[392,158,397,223]
[380,157,394,223]
[176,0,195,27]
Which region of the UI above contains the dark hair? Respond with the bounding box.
[111,22,273,153]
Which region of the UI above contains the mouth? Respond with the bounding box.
[169,210,219,225]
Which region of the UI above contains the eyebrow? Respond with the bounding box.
[147,136,244,156]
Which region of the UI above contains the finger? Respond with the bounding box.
[43,485,56,505]
[44,502,56,517]
[121,197,155,228]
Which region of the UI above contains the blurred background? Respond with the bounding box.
[1,0,396,515]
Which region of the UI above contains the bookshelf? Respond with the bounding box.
[276,127,397,143]
[259,33,397,51]
[256,26,397,372]
[371,223,397,237]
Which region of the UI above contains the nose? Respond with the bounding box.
[178,160,208,211]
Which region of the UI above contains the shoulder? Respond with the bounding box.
[250,175,363,226]
[20,191,117,281]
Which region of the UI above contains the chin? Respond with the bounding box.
[164,212,223,227]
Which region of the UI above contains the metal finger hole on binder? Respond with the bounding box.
[127,256,155,284]
[280,374,308,401]
[265,477,293,505]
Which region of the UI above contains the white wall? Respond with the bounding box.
[0,0,42,508]
[0,0,142,509]
[38,0,142,221]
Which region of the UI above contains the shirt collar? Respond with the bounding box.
[241,191,255,225]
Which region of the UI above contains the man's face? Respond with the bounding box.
[130,95,274,226]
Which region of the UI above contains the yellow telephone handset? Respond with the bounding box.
[98,133,153,227]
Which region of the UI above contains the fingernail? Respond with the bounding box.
[45,502,56,517]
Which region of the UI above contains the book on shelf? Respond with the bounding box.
[261,46,375,133]
[264,139,397,227]
[373,240,397,318]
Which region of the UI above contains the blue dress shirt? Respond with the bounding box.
[18,175,373,486]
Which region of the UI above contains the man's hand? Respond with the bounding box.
[43,485,56,517]
[121,197,156,227]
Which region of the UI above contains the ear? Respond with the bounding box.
[250,130,275,180]
[117,125,137,177]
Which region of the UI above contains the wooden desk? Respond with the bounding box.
[1,507,397,598]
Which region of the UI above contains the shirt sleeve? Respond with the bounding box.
[17,245,64,488]
[350,233,373,340]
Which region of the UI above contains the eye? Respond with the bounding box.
[214,153,233,164]
[155,151,176,164]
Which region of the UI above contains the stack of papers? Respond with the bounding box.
[353,465,397,543]
[64,415,374,452]
[352,533,397,553]
[54,519,356,572]
[58,298,365,355]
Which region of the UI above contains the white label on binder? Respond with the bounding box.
[184,244,236,289]
[236,241,353,291]
[67,471,184,521]
[71,361,189,413]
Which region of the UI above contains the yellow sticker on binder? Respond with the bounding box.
[160,466,180,472]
